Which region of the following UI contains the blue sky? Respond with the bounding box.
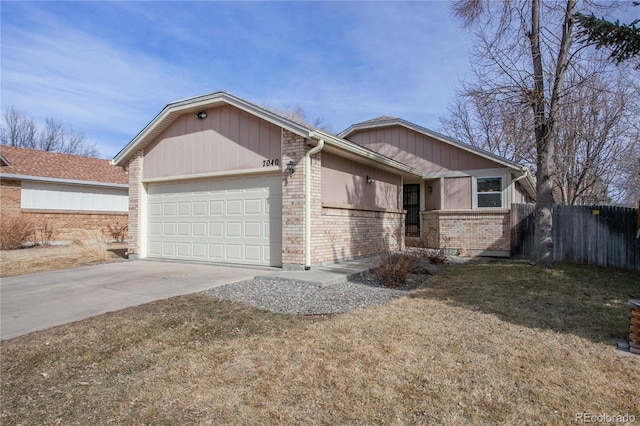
[1,1,473,158]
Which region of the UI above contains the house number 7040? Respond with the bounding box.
[262,158,279,167]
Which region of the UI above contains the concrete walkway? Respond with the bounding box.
[260,256,379,286]
[1,257,378,340]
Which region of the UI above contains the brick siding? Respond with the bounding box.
[1,179,127,241]
[21,211,127,241]
[280,130,406,268]
[1,179,21,217]
[420,209,510,254]
[127,149,144,258]
[280,130,307,269]
[313,205,405,264]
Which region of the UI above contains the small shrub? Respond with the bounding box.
[0,216,35,250]
[106,219,128,243]
[34,220,59,247]
[373,252,417,288]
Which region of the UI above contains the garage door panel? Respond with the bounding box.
[147,175,281,266]
[177,243,191,257]
[178,203,191,215]
[149,203,162,216]
[193,202,207,215]
[209,222,224,237]
[226,222,242,237]
[149,223,162,236]
[208,243,223,259]
[226,245,242,260]
[193,244,207,258]
[163,223,176,236]
[149,241,162,255]
[227,200,242,215]
[245,222,261,238]
[210,201,224,215]
[177,223,191,236]
[163,242,176,256]
[163,203,177,216]
[193,222,207,236]
[244,245,261,262]
[245,199,262,214]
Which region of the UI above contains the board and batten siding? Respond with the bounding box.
[348,127,499,174]
[143,104,282,180]
[443,177,472,210]
[321,152,402,210]
[21,181,128,212]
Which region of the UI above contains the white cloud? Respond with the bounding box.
[1,1,474,156]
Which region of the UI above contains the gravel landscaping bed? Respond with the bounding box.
[203,275,410,315]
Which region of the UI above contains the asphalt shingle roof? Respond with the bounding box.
[0,145,128,185]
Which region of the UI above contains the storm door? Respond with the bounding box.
[403,184,420,237]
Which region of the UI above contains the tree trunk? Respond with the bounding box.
[531,0,576,268]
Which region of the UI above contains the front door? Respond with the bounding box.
[403,184,420,237]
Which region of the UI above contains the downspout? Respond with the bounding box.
[305,138,324,270]
[511,168,530,205]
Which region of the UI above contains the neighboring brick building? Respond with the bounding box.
[113,91,535,270]
[0,145,129,242]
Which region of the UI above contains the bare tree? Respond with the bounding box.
[265,104,334,134]
[0,106,99,157]
[441,94,535,166]
[1,106,38,148]
[450,0,580,268]
[443,72,640,206]
[553,73,638,205]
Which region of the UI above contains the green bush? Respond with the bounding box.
[0,215,35,250]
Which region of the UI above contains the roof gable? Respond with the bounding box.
[339,117,535,198]
[339,117,525,172]
[113,91,314,166]
[0,145,128,185]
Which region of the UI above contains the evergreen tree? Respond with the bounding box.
[576,4,640,65]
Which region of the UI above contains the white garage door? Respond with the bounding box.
[147,175,282,267]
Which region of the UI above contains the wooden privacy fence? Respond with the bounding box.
[511,203,640,271]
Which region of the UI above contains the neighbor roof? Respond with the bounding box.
[0,145,129,187]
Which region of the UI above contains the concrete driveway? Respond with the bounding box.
[1,260,261,340]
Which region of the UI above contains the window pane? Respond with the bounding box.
[477,177,501,193]
[477,177,502,208]
[478,193,502,208]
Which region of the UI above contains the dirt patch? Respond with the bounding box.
[0,243,127,277]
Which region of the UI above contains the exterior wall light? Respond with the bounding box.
[366,175,374,184]
[286,160,296,175]
[194,111,207,119]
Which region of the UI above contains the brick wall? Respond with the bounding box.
[281,130,307,269]
[127,149,143,259]
[313,205,405,264]
[21,211,127,241]
[420,210,510,255]
[1,179,21,217]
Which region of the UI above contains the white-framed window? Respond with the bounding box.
[476,177,503,208]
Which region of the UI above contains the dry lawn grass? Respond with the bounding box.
[0,240,125,278]
[2,262,639,425]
